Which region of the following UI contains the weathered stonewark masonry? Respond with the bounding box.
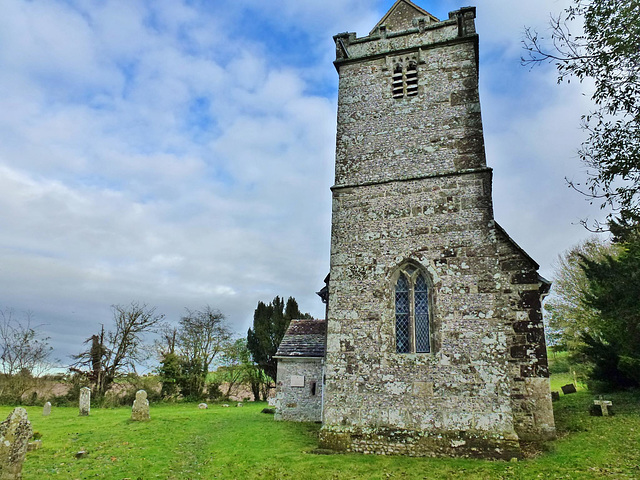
[273,319,326,422]
[273,358,323,422]
[320,1,554,458]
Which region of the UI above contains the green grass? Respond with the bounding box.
[3,388,640,480]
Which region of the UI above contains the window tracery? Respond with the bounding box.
[395,264,431,353]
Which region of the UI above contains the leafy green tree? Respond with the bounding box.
[523,0,640,230]
[157,352,181,398]
[545,237,618,354]
[579,238,640,390]
[246,296,311,382]
[217,338,251,399]
[156,306,231,400]
[175,306,230,399]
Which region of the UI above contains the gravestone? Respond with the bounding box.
[0,407,33,480]
[79,387,91,416]
[590,399,613,416]
[131,390,150,421]
[551,391,560,402]
[42,402,52,416]
[198,403,208,409]
[561,384,577,395]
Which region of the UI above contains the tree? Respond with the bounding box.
[174,306,231,399]
[217,338,251,399]
[523,0,640,231]
[544,237,618,353]
[579,237,640,390]
[0,308,53,402]
[0,309,52,376]
[246,296,311,383]
[156,306,231,400]
[157,351,181,398]
[71,302,164,397]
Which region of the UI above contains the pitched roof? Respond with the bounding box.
[370,0,439,35]
[275,318,326,358]
[494,222,541,270]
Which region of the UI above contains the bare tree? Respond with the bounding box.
[71,302,164,396]
[0,308,52,376]
[0,308,53,401]
[177,306,230,372]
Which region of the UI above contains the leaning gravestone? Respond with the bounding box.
[561,384,577,395]
[131,390,150,421]
[590,398,614,416]
[42,402,52,417]
[0,407,33,480]
[79,387,91,416]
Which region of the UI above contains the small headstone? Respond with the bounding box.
[79,387,91,416]
[221,404,229,408]
[27,440,42,451]
[590,398,613,416]
[75,450,88,459]
[551,391,560,402]
[236,402,243,407]
[0,407,33,480]
[198,403,208,409]
[43,402,52,416]
[561,384,577,395]
[131,390,150,421]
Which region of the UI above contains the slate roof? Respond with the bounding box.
[275,318,327,358]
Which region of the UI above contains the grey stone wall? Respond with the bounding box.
[274,358,323,422]
[321,6,554,457]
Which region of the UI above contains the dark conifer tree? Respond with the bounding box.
[247,296,310,382]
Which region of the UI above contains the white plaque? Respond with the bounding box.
[290,375,305,387]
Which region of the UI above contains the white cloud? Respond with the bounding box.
[0,0,599,364]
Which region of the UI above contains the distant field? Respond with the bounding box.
[2,386,639,479]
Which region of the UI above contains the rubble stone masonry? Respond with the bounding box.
[320,4,554,458]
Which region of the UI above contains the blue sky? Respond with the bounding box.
[0,0,598,369]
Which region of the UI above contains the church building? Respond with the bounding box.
[274,1,555,458]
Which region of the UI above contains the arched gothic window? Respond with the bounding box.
[395,264,431,353]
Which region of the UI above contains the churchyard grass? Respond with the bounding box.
[2,389,639,480]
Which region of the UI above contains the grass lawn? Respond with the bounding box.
[2,387,639,480]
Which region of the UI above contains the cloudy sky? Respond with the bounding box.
[0,0,599,368]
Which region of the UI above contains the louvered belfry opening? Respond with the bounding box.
[406,61,418,96]
[392,64,404,98]
[391,58,418,99]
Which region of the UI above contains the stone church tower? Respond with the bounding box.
[320,1,555,458]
